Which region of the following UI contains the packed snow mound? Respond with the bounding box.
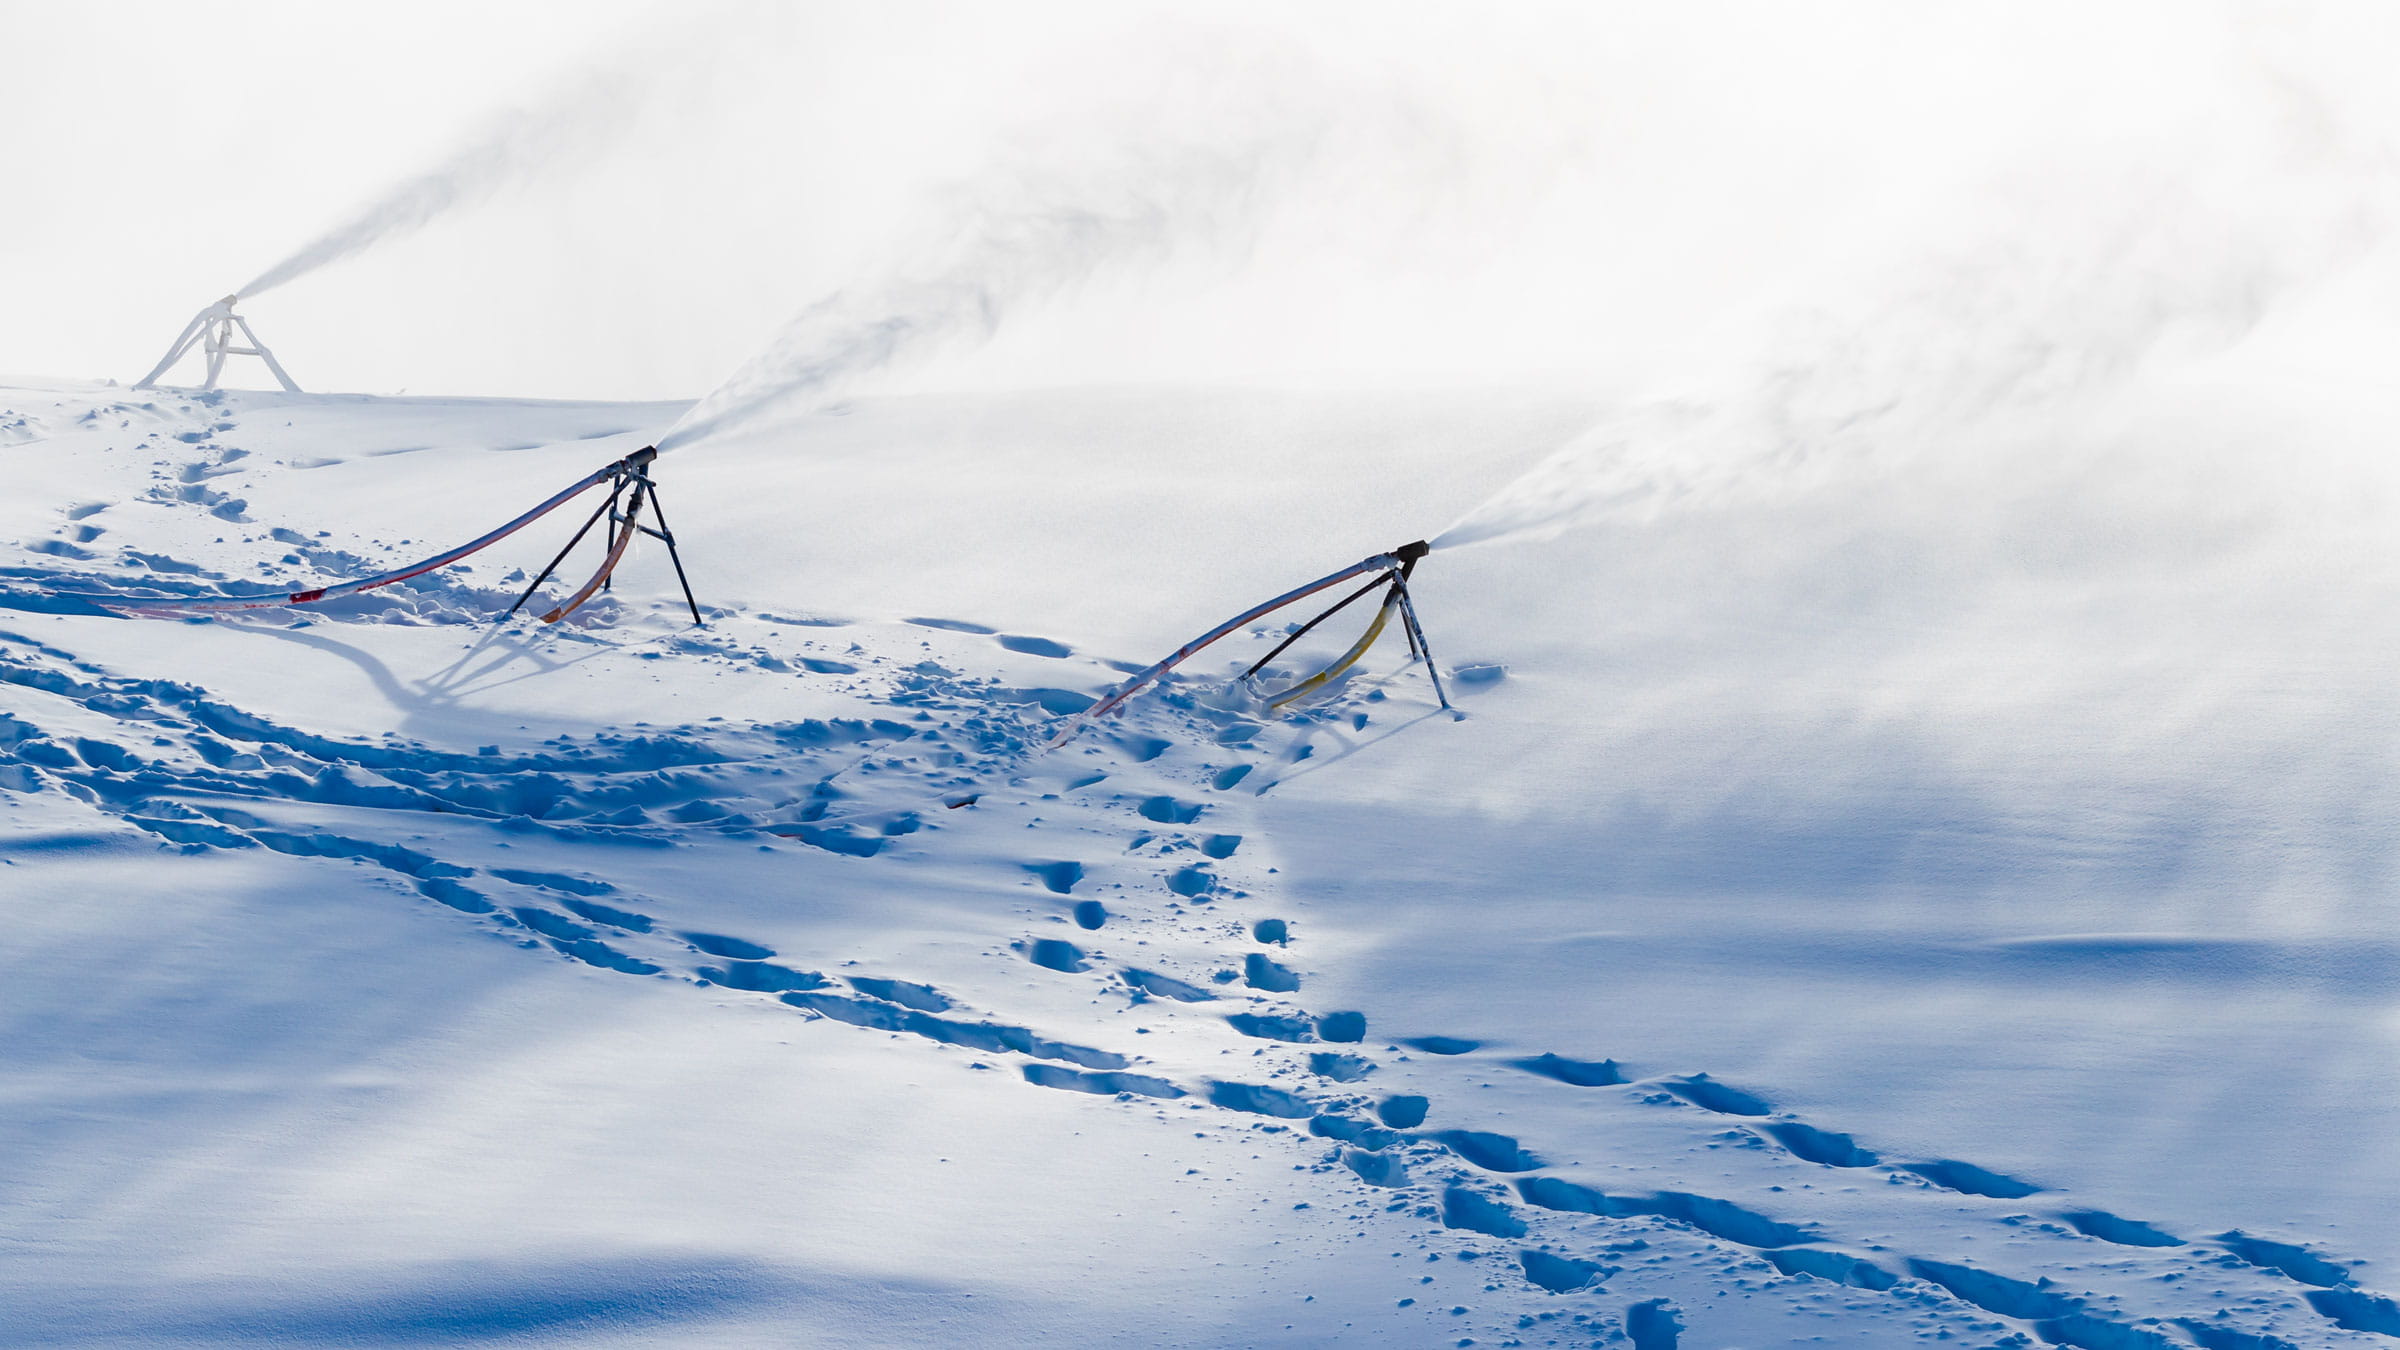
[4,377,2397,1347]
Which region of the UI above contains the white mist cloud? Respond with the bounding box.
[1434,50,2394,552]
[235,5,745,302]
[655,27,1460,452]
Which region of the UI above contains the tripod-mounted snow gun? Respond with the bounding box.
[133,296,301,393]
[1047,540,1451,748]
[92,445,700,625]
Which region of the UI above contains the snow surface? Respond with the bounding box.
[4,365,2399,1350]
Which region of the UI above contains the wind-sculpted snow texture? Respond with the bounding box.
[4,382,2396,1346]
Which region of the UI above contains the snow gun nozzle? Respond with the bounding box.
[1393,540,1430,564]
[623,445,659,470]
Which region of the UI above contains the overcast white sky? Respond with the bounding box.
[3,2,2395,405]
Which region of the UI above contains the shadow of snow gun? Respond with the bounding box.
[1045,540,1454,751]
[91,446,700,626]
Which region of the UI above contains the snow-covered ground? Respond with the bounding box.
[3,350,2396,1348]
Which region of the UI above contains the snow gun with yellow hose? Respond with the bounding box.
[1047,540,1453,749]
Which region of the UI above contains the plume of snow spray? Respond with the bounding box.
[236,8,735,301]
[653,148,1293,453]
[1434,93,2388,554]
[654,43,1410,454]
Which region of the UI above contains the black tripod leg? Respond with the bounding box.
[507,477,622,618]
[1392,576,1453,712]
[1237,573,1393,683]
[642,486,705,626]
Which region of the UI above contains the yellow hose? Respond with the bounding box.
[541,490,645,624]
[1265,595,1397,710]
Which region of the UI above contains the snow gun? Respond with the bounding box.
[1047,539,1451,748]
[134,296,301,394]
[95,445,700,625]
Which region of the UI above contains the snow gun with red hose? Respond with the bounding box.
[92,446,701,626]
[1045,539,1453,749]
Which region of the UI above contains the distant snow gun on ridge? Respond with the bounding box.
[134,296,301,394]
[1046,540,1452,749]
[93,446,702,627]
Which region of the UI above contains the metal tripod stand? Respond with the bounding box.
[134,296,302,392]
[504,446,702,626]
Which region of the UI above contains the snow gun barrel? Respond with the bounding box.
[1045,539,1444,747]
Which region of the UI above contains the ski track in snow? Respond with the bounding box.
[4,387,2396,1348]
